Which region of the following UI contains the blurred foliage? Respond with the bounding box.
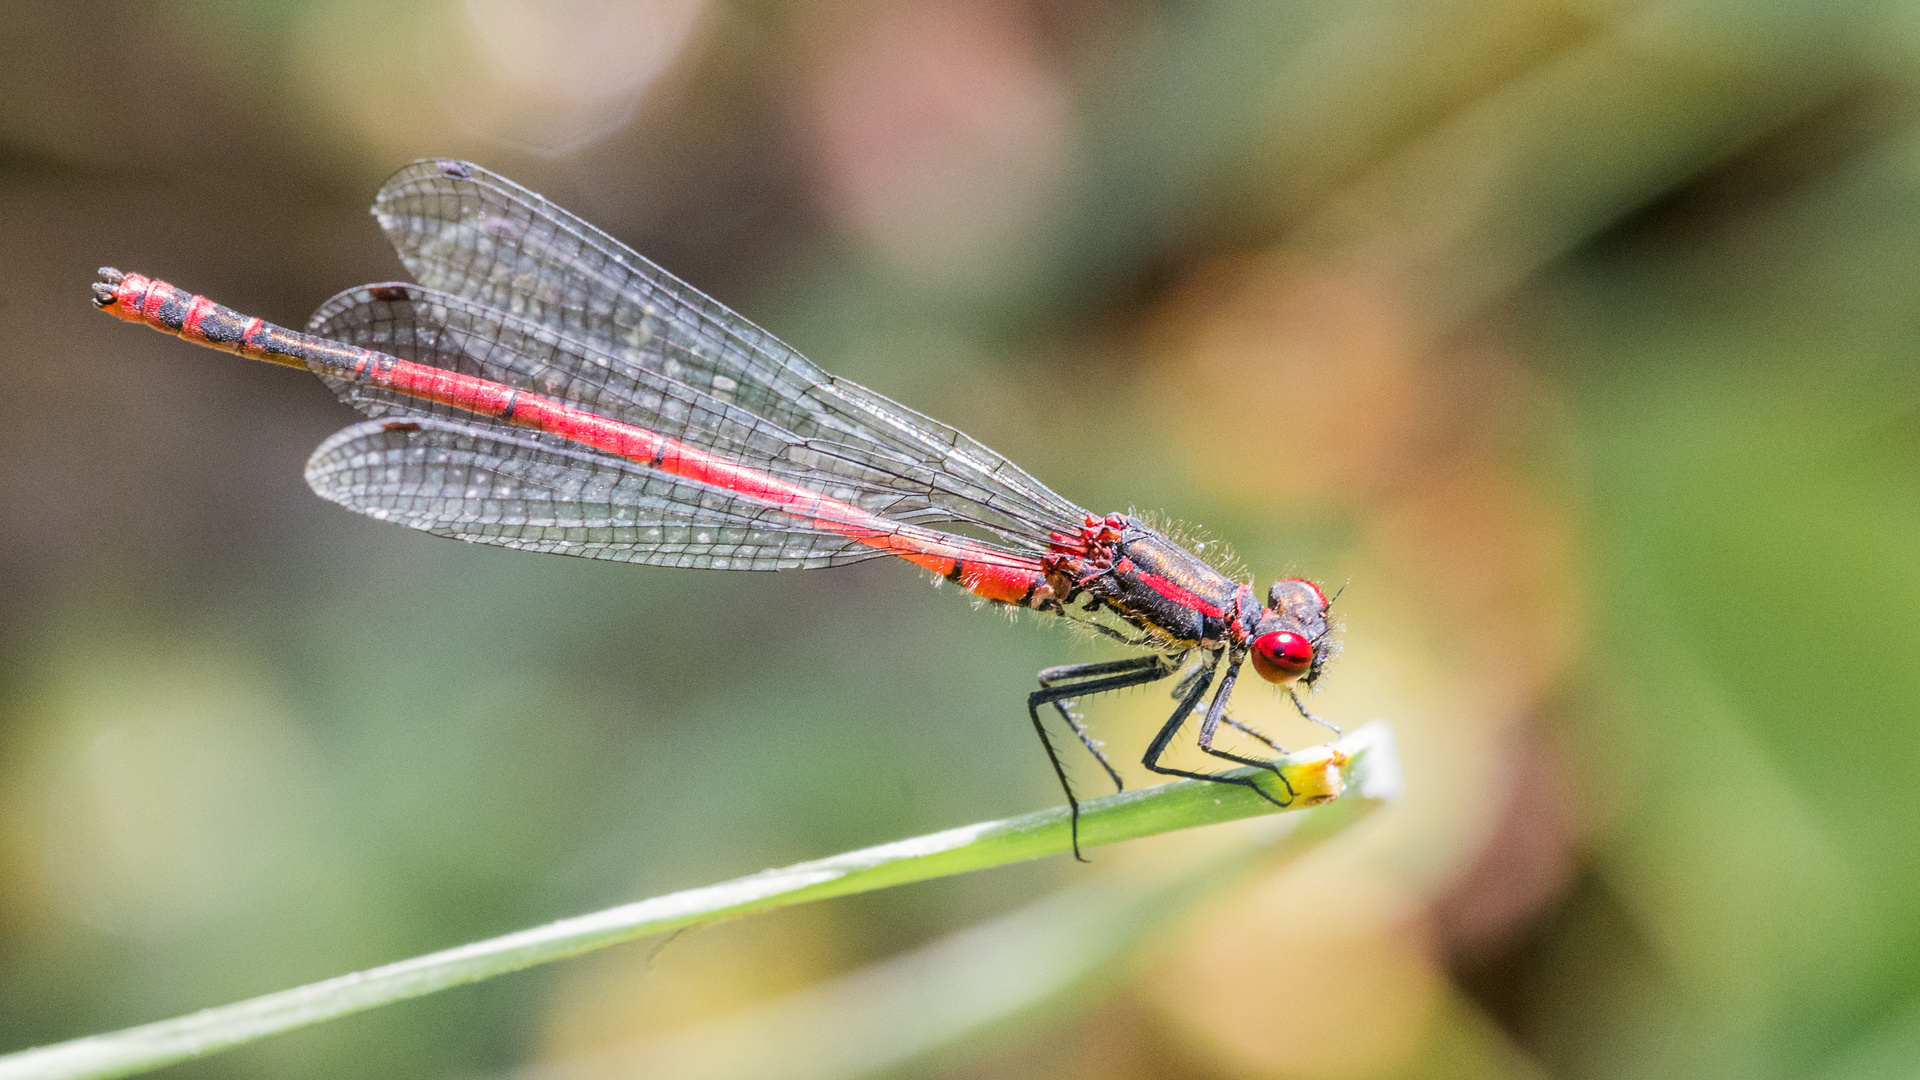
[4,0,1920,1078]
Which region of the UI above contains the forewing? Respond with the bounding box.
[307,283,1025,535]
[363,159,1085,549]
[305,416,915,570]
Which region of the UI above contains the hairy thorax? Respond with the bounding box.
[1040,514,1257,650]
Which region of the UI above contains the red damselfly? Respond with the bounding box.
[93,159,1341,857]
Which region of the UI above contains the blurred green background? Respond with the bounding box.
[4,0,1919,1077]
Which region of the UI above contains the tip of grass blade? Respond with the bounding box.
[1335,721,1403,803]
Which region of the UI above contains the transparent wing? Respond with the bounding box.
[305,416,961,570]
[306,283,1043,553]
[361,158,1085,551]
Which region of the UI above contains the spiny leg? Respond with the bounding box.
[1142,655,1294,806]
[1193,660,1297,803]
[1052,708,1118,790]
[1023,708,1084,861]
[1074,618,1157,648]
[1177,660,1325,752]
[1038,654,1176,685]
[1183,649,1285,753]
[1033,655,1180,790]
[1144,653,1297,803]
[1140,655,1214,776]
[1039,654,1182,792]
[1168,657,1304,761]
[1029,654,1179,860]
[1169,661,1210,703]
[1290,687,1342,736]
[1222,714,1287,754]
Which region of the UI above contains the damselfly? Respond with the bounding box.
[93,160,1341,857]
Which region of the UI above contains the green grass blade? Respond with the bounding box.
[521,757,1396,1080]
[0,723,1397,1080]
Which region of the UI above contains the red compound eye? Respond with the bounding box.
[1250,631,1314,683]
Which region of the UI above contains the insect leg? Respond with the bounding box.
[1290,688,1342,735]
[1077,619,1157,648]
[1040,653,1184,790]
[1035,655,1173,684]
[1222,714,1287,754]
[1143,656,1293,806]
[1193,661,1297,803]
[1169,661,1211,702]
[1028,654,1178,860]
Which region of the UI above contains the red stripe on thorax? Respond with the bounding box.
[1131,571,1225,618]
